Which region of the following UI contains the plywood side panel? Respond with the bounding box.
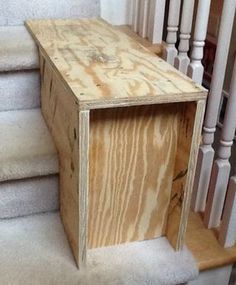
[166,100,206,249]
[88,104,180,248]
[166,102,197,247]
[40,52,81,265]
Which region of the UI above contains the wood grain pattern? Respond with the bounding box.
[88,104,180,248]
[78,110,89,266]
[166,100,206,249]
[117,25,163,56]
[186,211,236,271]
[39,52,82,267]
[29,19,208,268]
[26,18,207,110]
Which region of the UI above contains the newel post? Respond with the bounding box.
[187,0,211,84]
[162,0,181,65]
[174,0,195,74]
[191,0,236,213]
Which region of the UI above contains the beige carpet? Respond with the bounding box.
[0,212,198,285]
[0,108,58,182]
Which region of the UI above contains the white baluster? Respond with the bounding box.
[174,0,195,74]
[138,0,149,38]
[132,0,140,33]
[204,57,236,229]
[191,0,236,213]
[162,0,181,65]
[147,0,167,44]
[187,0,211,84]
[219,175,236,247]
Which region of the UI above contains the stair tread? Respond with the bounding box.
[0,26,38,72]
[0,175,59,219]
[0,212,198,285]
[0,70,40,112]
[0,108,58,182]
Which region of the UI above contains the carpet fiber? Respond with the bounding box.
[0,70,40,111]
[0,26,38,71]
[0,212,198,285]
[0,175,58,219]
[0,109,58,181]
[0,0,100,26]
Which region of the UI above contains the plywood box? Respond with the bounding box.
[26,18,207,268]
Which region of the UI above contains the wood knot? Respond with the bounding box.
[90,52,116,64]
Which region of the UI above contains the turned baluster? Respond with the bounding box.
[191,0,236,213]
[162,0,181,65]
[132,0,140,33]
[204,57,236,228]
[219,173,236,247]
[187,0,211,84]
[147,0,166,44]
[138,0,149,38]
[174,0,195,74]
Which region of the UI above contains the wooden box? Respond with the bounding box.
[26,18,207,268]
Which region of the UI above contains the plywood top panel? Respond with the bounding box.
[26,18,207,109]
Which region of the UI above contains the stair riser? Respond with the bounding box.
[0,175,59,219]
[0,70,40,112]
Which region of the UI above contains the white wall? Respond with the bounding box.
[100,0,132,25]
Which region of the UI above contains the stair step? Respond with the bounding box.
[0,26,39,72]
[0,108,58,182]
[0,212,198,284]
[0,0,100,26]
[0,70,40,111]
[0,175,58,219]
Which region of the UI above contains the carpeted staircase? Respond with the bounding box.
[0,23,59,220]
[0,2,199,284]
[0,0,100,218]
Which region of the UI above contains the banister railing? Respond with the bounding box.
[130,0,236,248]
[192,0,235,215]
[204,55,236,228]
[131,0,166,44]
[162,0,181,65]
[219,171,236,247]
[187,0,211,84]
[174,0,195,74]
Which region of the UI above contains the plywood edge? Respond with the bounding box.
[176,100,206,249]
[186,211,236,271]
[166,100,206,249]
[79,92,207,110]
[77,110,90,267]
